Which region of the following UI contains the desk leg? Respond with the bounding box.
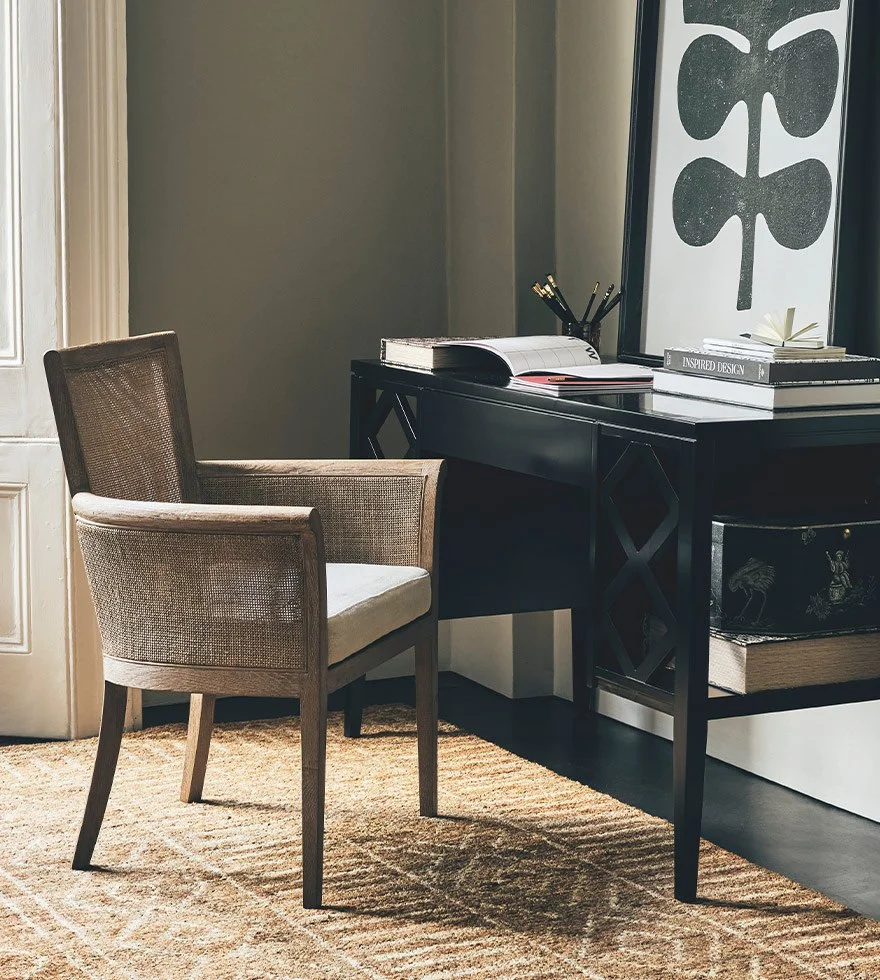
[673,438,713,902]
[673,665,709,900]
[571,608,594,715]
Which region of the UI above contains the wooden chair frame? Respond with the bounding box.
[45,333,445,908]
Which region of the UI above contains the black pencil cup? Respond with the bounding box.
[563,320,586,342]
[562,318,601,351]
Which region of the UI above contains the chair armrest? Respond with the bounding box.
[71,493,325,673]
[73,491,321,536]
[197,459,446,571]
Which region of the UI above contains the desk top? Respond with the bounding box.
[352,359,880,444]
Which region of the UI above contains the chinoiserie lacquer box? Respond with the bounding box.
[710,517,880,636]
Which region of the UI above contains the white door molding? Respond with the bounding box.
[60,0,131,737]
[60,0,128,350]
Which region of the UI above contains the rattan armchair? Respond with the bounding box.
[44,332,445,908]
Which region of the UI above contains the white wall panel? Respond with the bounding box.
[0,482,27,650]
[0,441,70,737]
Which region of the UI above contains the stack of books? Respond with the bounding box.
[654,340,880,410]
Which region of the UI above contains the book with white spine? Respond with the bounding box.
[652,370,880,410]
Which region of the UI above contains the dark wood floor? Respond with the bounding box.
[141,670,880,920]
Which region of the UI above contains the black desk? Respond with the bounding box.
[350,358,880,901]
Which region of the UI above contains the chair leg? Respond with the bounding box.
[343,675,365,737]
[414,628,438,817]
[180,694,216,803]
[72,681,128,870]
[300,689,327,909]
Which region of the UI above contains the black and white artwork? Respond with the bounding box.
[629,0,854,359]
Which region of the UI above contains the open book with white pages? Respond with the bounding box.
[381,335,602,373]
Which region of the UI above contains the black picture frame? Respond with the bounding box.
[618,0,876,366]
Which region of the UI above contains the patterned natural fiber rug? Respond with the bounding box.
[1,706,878,979]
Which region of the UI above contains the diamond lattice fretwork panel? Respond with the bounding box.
[364,390,419,459]
[598,441,681,682]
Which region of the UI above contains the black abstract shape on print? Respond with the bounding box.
[674,158,832,248]
[673,0,841,310]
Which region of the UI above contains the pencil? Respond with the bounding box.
[542,280,568,317]
[596,290,622,322]
[593,283,615,322]
[581,281,600,324]
[546,275,577,324]
[533,283,568,321]
[545,296,569,320]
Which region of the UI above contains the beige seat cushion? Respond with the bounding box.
[326,563,431,665]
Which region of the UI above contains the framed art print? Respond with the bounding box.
[618,0,874,364]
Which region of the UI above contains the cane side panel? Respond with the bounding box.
[76,520,310,671]
[200,474,426,566]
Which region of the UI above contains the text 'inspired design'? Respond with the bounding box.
[673,0,841,310]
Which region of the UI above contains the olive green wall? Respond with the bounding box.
[127,0,447,460]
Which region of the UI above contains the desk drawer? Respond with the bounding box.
[419,390,594,486]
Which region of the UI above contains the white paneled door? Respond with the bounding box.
[0,0,127,738]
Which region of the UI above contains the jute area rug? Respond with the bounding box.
[1,707,878,979]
